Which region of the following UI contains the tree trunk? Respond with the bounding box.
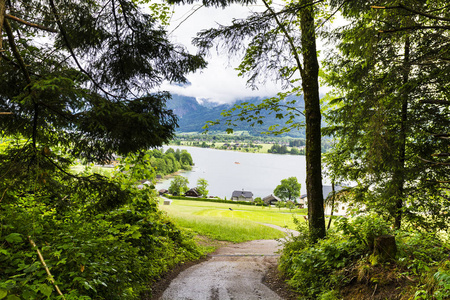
[0,0,6,60]
[373,235,397,262]
[300,0,325,242]
[393,36,410,230]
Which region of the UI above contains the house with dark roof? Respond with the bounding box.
[262,194,281,206]
[231,190,254,202]
[297,194,308,208]
[185,188,201,198]
[158,189,168,196]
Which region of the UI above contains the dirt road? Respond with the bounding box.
[158,225,298,300]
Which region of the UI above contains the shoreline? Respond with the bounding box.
[166,143,306,157]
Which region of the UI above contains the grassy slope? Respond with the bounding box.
[159,199,306,243]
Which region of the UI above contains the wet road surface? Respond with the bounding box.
[159,240,284,300]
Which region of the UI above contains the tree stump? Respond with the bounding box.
[373,235,397,262]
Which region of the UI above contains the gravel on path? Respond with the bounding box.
[153,224,300,300]
[159,240,283,300]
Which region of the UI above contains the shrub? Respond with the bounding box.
[279,215,389,298]
[280,214,450,299]
[0,158,203,299]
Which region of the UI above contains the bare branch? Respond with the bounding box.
[418,156,450,166]
[262,0,304,76]
[170,4,204,35]
[317,0,345,30]
[28,237,66,299]
[432,153,450,157]
[5,14,58,32]
[0,0,6,61]
[4,19,31,84]
[433,133,450,140]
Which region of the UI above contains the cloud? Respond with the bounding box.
[159,4,284,104]
[159,2,343,104]
[161,54,282,104]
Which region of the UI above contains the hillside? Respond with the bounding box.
[166,94,306,138]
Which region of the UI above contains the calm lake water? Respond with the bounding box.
[156,146,310,199]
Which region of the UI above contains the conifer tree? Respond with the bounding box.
[0,0,206,206]
[324,0,449,230]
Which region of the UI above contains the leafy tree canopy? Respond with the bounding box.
[274,176,301,202]
[196,178,209,197]
[169,176,189,196]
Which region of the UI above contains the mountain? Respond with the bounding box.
[165,94,306,138]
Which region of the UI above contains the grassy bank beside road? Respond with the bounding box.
[159,199,306,243]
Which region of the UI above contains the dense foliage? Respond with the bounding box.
[323,0,450,230]
[268,144,305,155]
[168,176,190,196]
[196,178,209,198]
[0,0,205,164]
[0,0,203,218]
[148,148,194,176]
[0,1,206,298]
[280,1,449,298]
[0,156,203,299]
[280,215,450,299]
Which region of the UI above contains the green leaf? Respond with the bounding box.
[83,281,96,292]
[132,231,142,239]
[0,290,7,299]
[39,284,53,297]
[4,233,22,244]
[6,295,20,300]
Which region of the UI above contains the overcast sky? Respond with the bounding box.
[158,2,336,104]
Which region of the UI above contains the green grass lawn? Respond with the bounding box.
[159,199,307,243]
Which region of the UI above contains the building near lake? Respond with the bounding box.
[158,189,168,196]
[262,194,280,206]
[185,188,201,197]
[301,185,353,216]
[298,194,307,208]
[231,190,254,202]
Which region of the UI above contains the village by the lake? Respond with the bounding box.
[153,146,350,217]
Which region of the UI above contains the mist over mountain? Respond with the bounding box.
[166,94,306,138]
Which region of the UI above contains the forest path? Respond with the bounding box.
[158,224,298,300]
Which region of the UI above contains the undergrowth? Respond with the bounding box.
[279,214,450,299]
[0,155,204,299]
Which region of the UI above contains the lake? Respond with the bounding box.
[156,146,311,199]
